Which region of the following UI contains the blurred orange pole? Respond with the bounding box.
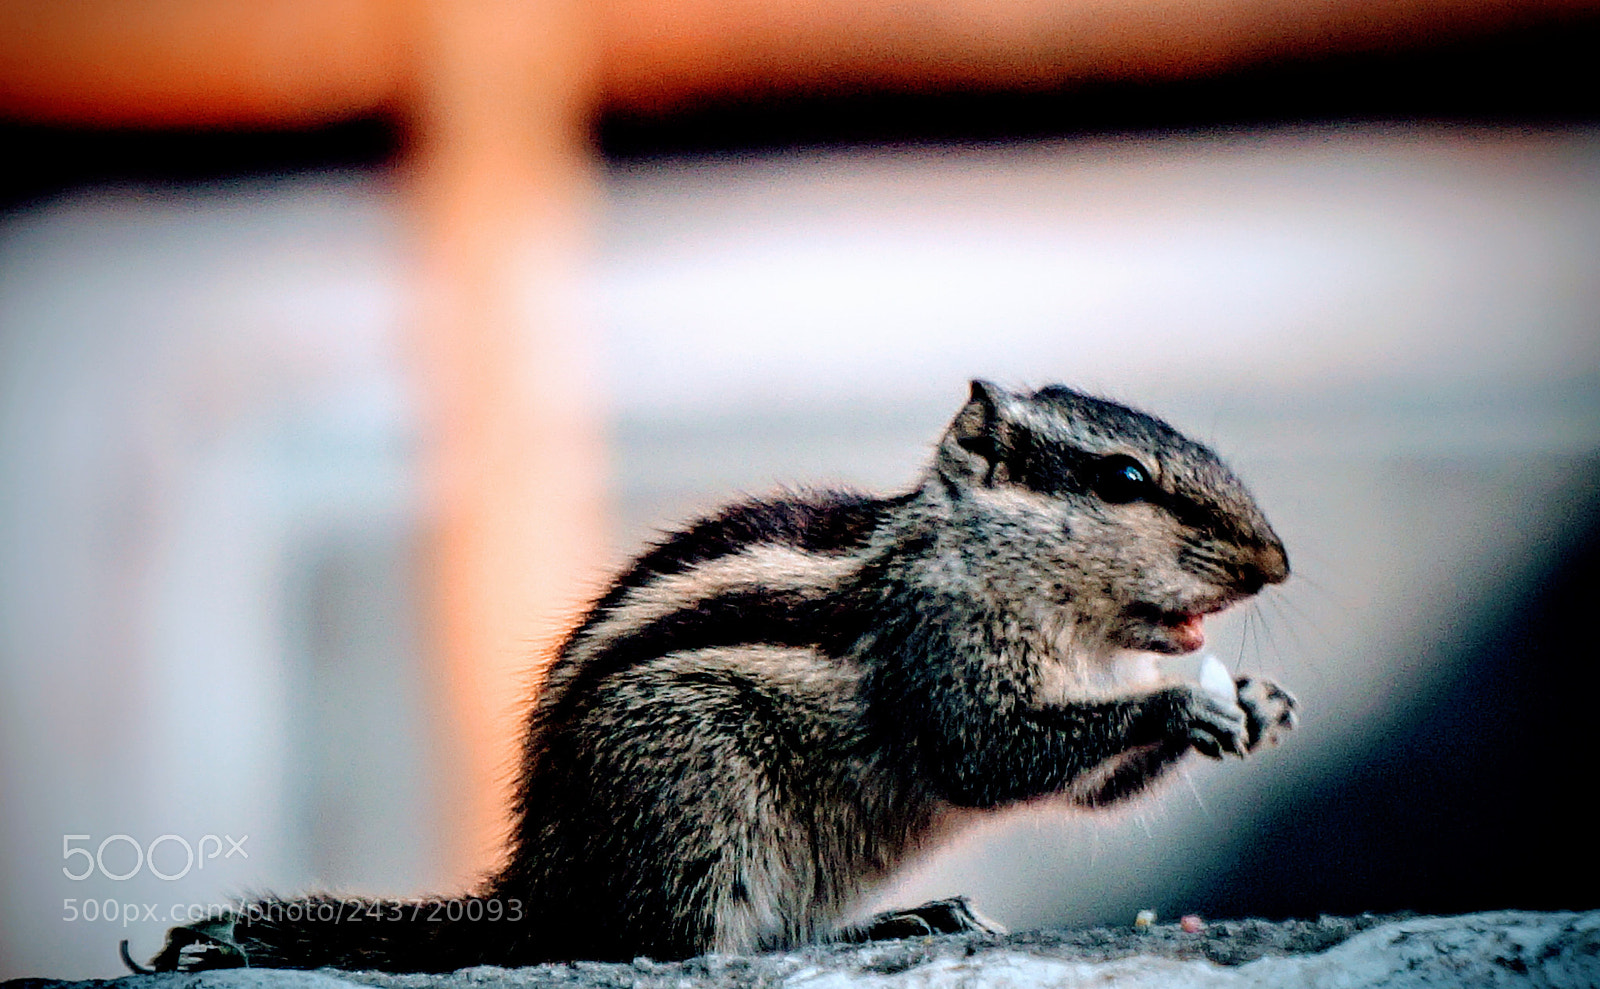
[404,0,604,883]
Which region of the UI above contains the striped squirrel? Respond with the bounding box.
[136,380,1294,973]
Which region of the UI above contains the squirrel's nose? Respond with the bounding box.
[1232,541,1289,594]
[1252,542,1290,588]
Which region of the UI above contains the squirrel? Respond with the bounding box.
[133,380,1295,973]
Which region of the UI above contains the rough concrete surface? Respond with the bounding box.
[6,911,1597,989]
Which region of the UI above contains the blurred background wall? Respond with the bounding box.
[2,0,1598,979]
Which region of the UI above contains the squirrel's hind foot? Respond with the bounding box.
[848,896,1006,942]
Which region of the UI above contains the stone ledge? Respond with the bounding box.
[8,911,1598,989]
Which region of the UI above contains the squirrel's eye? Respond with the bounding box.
[1092,456,1153,504]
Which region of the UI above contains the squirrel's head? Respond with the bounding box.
[928,380,1287,655]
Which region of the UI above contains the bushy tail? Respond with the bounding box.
[133,893,522,973]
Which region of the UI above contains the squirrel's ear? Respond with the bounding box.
[939,379,1015,484]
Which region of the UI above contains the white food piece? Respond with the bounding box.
[1198,654,1235,701]
[1160,653,1238,702]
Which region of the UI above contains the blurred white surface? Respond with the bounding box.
[600,129,1598,417]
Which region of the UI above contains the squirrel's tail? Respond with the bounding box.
[134,893,520,973]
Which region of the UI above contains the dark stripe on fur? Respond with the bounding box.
[573,592,862,688]
[578,491,909,624]
[532,516,933,756]
[536,492,904,747]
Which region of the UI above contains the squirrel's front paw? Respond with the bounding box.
[1236,677,1297,751]
[1171,685,1248,759]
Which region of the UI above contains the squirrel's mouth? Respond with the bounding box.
[1160,612,1208,653]
[1123,597,1238,655]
